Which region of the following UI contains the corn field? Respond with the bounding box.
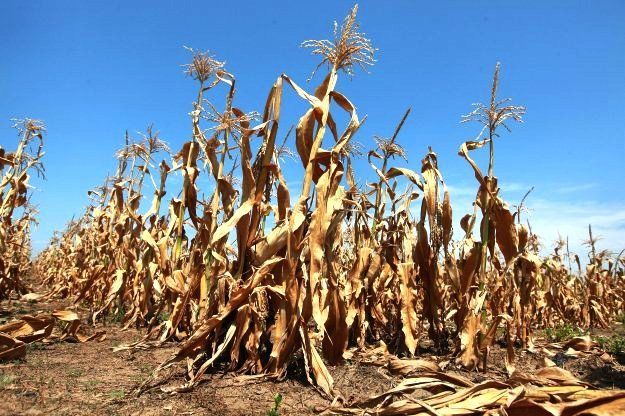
[3,5,625,415]
[0,119,44,300]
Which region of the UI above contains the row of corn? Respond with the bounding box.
[24,5,624,396]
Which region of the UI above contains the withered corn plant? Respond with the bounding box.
[452,62,531,371]
[34,4,625,397]
[0,119,44,300]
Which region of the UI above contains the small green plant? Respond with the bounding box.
[157,310,170,323]
[109,389,126,400]
[545,323,585,342]
[595,335,625,355]
[595,336,608,350]
[611,337,625,355]
[26,341,47,351]
[110,306,126,324]
[267,393,283,416]
[0,374,15,389]
[83,379,101,391]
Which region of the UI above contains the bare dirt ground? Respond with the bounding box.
[0,280,396,416]
[2,280,625,415]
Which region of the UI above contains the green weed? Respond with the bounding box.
[545,323,585,342]
[267,393,283,416]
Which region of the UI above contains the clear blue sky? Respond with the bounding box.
[1,1,624,256]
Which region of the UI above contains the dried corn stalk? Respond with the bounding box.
[0,119,44,300]
[32,4,625,399]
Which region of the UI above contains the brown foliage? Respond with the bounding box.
[30,5,625,400]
